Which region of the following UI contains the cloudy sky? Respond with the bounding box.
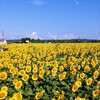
[0,0,100,40]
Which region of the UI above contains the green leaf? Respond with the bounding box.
[43,93,50,100]
[64,97,68,100]
[58,87,62,92]
[47,86,52,93]
[5,97,10,100]
[23,86,33,96]
[70,93,76,97]
[46,78,50,83]
[85,93,89,98]
[36,88,41,91]
[7,78,13,82]
[34,81,39,87]
[27,88,33,95]
[70,97,73,100]
[52,86,58,95]
[67,92,76,97]
[52,81,59,85]
[61,81,67,85]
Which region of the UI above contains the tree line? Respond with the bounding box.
[20,38,100,43]
[7,38,100,43]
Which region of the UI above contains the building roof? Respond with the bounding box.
[0,39,7,44]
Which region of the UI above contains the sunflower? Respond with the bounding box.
[26,66,31,73]
[39,70,45,78]
[0,90,7,100]
[32,67,38,73]
[63,71,67,76]
[15,81,22,90]
[52,98,56,100]
[72,84,79,92]
[35,90,45,99]
[32,74,38,81]
[93,70,99,79]
[92,89,99,97]
[27,60,31,65]
[1,86,8,91]
[78,65,81,70]
[22,74,29,81]
[91,60,96,68]
[86,78,92,86]
[75,97,86,100]
[71,68,77,75]
[97,81,100,85]
[13,92,22,100]
[9,96,18,100]
[80,73,85,79]
[52,68,57,77]
[84,65,90,72]
[58,91,64,100]
[39,66,44,71]
[0,72,7,80]
[33,58,37,62]
[10,67,15,74]
[46,70,50,75]
[19,70,26,76]
[0,64,3,69]
[59,65,64,72]
[13,79,18,85]
[75,81,82,88]
[59,73,65,81]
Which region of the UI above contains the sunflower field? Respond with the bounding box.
[0,43,100,100]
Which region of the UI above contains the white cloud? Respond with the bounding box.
[31,0,46,6]
[28,32,42,39]
[60,33,78,40]
[3,32,78,40]
[47,32,58,40]
[28,32,78,40]
[46,32,78,40]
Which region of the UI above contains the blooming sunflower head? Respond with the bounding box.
[86,78,92,86]
[15,81,22,90]
[0,90,7,100]
[92,89,99,97]
[1,86,8,91]
[0,72,7,80]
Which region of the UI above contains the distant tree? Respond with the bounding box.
[37,38,40,43]
[21,38,31,43]
[20,37,100,43]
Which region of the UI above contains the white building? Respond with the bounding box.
[26,40,30,43]
[0,39,7,44]
[0,32,7,44]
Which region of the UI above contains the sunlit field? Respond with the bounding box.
[0,43,100,100]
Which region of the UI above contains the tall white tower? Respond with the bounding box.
[0,31,4,40]
[0,31,7,44]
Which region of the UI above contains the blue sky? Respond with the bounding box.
[0,0,100,40]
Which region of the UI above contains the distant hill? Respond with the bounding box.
[6,39,100,43]
[7,39,21,43]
